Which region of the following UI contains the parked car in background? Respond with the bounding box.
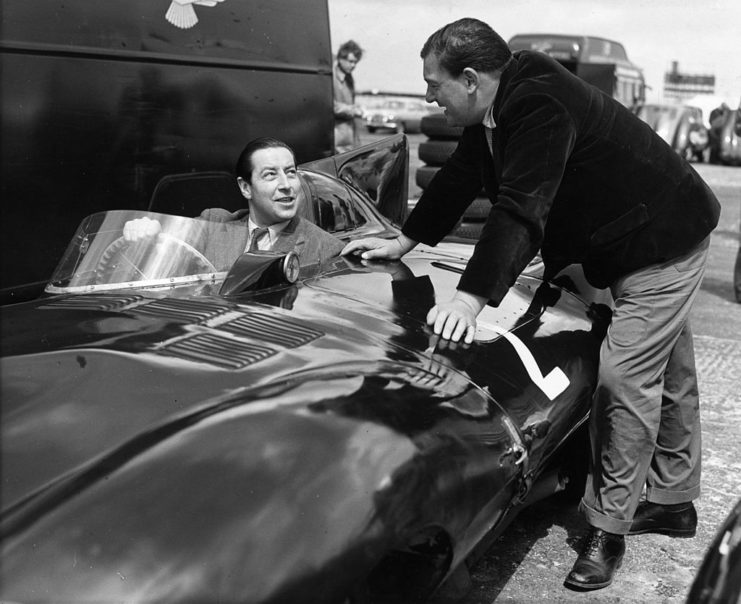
[1,134,614,604]
[1,0,334,303]
[635,103,709,162]
[708,99,741,166]
[365,98,441,134]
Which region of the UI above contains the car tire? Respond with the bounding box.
[415,165,439,190]
[449,221,484,240]
[420,113,463,139]
[418,140,457,166]
[464,197,491,220]
[367,126,377,134]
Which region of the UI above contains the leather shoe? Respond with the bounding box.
[564,528,625,590]
[628,501,697,537]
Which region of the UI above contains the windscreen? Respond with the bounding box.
[46,210,249,293]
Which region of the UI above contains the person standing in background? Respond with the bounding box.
[334,40,365,153]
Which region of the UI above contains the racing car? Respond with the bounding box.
[1,134,612,603]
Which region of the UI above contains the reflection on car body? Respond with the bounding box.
[1,134,614,603]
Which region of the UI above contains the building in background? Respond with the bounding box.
[664,61,715,103]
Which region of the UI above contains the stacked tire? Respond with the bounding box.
[415,113,490,239]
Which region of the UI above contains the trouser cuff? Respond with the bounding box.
[645,484,701,505]
[579,498,633,535]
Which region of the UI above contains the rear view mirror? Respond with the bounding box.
[219,251,299,296]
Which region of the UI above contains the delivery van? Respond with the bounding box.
[1,0,334,301]
[508,33,646,108]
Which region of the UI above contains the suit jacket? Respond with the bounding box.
[198,208,344,269]
[402,51,720,305]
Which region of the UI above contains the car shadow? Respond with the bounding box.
[443,494,586,602]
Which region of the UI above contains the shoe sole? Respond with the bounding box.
[627,527,696,537]
[563,577,615,591]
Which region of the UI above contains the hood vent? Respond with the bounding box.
[158,333,275,369]
[39,294,144,312]
[133,298,223,323]
[219,313,323,348]
[153,310,325,369]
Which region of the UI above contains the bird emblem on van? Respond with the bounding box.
[165,0,225,29]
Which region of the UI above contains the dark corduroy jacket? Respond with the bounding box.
[402,51,720,305]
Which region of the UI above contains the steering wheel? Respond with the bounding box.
[96,233,216,284]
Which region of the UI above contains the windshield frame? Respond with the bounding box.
[45,210,244,294]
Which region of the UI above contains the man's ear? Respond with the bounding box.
[462,67,480,92]
[237,176,251,200]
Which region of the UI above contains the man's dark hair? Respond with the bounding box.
[338,39,363,60]
[235,137,295,182]
[420,18,512,76]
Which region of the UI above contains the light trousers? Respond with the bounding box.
[581,237,709,535]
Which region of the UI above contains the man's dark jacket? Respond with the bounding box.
[402,51,720,305]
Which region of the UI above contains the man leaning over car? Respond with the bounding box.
[342,17,720,592]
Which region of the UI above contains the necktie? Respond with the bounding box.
[249,227,269,251]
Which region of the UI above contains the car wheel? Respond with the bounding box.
[367,126,377,133]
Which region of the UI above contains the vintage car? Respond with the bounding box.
[635,103,709,162]
[708,100,741,166]
[687,498,741,604]
[0,134,613,603]
[364,98,440,134]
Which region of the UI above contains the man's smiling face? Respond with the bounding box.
[238,146,300,226]
[423,53,474,127]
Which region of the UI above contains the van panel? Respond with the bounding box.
[1,0,333,298]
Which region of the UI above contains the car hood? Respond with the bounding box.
[2,246,532,602]
[1,242,610,603]
[1,246,518,510]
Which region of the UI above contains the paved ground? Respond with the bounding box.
[388,131,741,603]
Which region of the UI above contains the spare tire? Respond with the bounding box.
[464,197,491,220]
[420,113,463,139]
[418,140,457,166]
[449,221,484,240]
[415,165,439,190]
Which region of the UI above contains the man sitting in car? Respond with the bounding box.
[123,137,344,267]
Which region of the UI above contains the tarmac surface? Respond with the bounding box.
[391,131,741,603]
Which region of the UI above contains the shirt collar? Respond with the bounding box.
[482,104,496,130]
[248,217,290,247]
